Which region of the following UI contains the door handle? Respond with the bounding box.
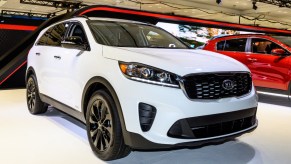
[36,53,41,56]
[54,56,61,59]
[247,58,257,62]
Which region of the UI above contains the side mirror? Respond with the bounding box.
[271,48,286,56]
[61,36,87,50]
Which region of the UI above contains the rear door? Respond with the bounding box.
[246,38,291,90]
[40,22,70,99]
[215,38,249,65]
[32,26,56,96]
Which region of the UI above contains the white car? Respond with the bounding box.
[26,17,258,161]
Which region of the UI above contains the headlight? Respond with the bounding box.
[119,62,180,88]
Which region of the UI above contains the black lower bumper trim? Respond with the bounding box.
[168,107,257,139]
[124,121,258,150]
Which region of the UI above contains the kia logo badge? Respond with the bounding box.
[222,79,234,90]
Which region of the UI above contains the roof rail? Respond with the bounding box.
[73,15,90,20]
[210,33,265,40]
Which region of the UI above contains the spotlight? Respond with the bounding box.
[216,0,222,4]
[253,1,258,10]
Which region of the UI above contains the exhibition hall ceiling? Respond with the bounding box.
[0,0,290,30]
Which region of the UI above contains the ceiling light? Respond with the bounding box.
[252,1,258,10]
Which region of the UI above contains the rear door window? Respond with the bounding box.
[37,27,53,45]
[217,38,247,52]
[46,23,68,46]
[37,23,68,46]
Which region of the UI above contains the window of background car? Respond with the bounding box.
[216,38,247,52]
[251,38,285,54]
[88,21,188,49]
[216,40,225,51]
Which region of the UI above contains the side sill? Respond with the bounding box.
[39,93,86,123]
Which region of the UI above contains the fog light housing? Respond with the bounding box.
[139,103,156,132]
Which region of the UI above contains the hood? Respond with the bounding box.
[102,46,250,76]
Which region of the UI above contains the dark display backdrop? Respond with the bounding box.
[0,30,31,58]
[0,29,31,89]
[0,17,44,89]
[0,66,26,89]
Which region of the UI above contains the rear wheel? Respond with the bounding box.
[86,90,130,161]
[26,75,47,114]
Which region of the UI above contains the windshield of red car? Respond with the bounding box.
[272,36,291,47]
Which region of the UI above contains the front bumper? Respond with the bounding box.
[123,106,257,149]
[125,119,257,150]
[110,66,258,146]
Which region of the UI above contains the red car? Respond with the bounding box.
[204,34,291,94]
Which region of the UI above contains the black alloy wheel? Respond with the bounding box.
[89,97,113,152]
[26,75,47,114]
[86,90,130,161]
[27,78,36,110]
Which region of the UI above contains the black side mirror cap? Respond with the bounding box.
[62,36,84,45]
[61,36,89,50]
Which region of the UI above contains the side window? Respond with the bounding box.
[68,24,88,44]
[251,38,285,54]
[36,27,53,45]
[216,40,225,50]
[46,23,68,46]
[223,38,247,52]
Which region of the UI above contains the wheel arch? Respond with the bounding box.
[81,76,128,137]
[25,67,37,84]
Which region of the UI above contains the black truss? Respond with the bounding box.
[1,10,55,18]
[256,0,291,8]
[19,0,87,9]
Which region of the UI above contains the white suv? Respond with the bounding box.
[26,17,258,160]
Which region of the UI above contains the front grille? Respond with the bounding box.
[182,72,252,99]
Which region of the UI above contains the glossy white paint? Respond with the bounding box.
[27,17,258,145]
[103,47,250,76]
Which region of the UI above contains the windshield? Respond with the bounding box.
[272,36,291,47]
[88,20,188,49]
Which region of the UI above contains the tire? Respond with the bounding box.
[26,75,47,114]
[86,90,130,161]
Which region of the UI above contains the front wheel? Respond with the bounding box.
[86,90,130,161]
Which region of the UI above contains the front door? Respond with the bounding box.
[246,38,291,90]
[56,22,91,111]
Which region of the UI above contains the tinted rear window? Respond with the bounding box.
[217,38,247,52]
